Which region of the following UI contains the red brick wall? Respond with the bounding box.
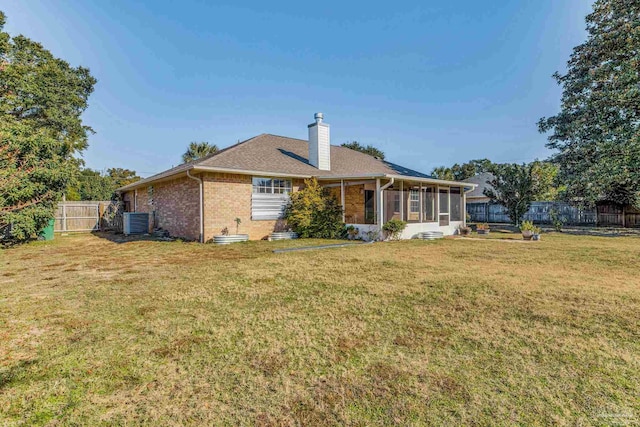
[126,173,307,241]
[124,177,200,240]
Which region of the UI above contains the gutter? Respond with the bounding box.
[117,166,313,193]
[186,170,204,243]
[316,173,478,188]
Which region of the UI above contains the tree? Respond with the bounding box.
[430,166,455,181]
[341,141,385,159]
[530,161,562,201]
[107,168,140,188]
[76,169,113,201]
[65,167,140,201]
[0,11,96,242]
[182,141,218,163]
[284,178,344,238]
[431,159,493,181]
[484,163,546,226]
[538,0,640,208]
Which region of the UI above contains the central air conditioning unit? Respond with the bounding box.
[123,212,149,235]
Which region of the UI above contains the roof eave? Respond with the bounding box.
[316,173,477,188]
[116,166,314,193]
[116,165,195,193]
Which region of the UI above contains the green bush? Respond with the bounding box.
[382,219,407,240]
[549,208,565,232]
[284,178,345,239]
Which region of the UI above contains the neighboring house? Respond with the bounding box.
[117,113,476,241]
[462,172,494,204]
[463,172,493,222]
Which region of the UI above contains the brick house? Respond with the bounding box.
[118,113,476,241]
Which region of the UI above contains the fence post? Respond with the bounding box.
[98,202,105,231]
[62,203,67,232]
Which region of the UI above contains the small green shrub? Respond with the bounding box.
[382,219,407,240]
[549,209,565,232]
[284,178,345,239]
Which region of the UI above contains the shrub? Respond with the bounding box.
[382,219,407,240]
[284,178,345,239]
[549,208,564,232]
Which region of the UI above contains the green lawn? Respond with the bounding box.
[1,232,639,426]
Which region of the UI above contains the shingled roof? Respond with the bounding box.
[119,133,467,191]
[462,172,494,198]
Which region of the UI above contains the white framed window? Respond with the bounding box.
[409,190,420,213]
[251,177,292,220]
[252,177,292,194]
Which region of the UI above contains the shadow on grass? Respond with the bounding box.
[470,223,640,238]
[89,231,182,244]
[558,227,640,238]
[0,359,37,391]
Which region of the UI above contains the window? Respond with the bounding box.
[410,190,420,213]
[450,187,462,221]
[394,194,400,213]
[422,186,435,222]
[252,177,292,194]
[404,186,420,223]
[251,177,292,220]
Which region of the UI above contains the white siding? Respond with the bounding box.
[308,122,330,171]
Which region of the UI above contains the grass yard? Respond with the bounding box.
[1,232,639,426]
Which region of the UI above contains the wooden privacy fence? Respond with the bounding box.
[596,204,640,227]
[55,201,123,233]
[467,202,597,225]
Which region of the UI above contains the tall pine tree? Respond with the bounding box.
[538,0,640,208]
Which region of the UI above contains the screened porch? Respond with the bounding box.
[323,178,468,239]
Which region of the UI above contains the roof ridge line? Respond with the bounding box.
[188,133,267,166]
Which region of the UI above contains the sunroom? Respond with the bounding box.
[322,176,473,239]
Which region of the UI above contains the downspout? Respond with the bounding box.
[463,186,475,228]
[187,170,204,243]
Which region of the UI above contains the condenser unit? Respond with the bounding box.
[123,212,149,235]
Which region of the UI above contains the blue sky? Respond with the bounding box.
[4,1,592,177]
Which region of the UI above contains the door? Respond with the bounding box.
[438,187,450,226]
[364,190,375,224]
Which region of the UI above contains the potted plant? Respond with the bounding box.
[346,225,359,240]
[520,221,538,241]
[458,225,471,236]
[476,223,490,235]
[213,221,249,244]
[532,225,542,241]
